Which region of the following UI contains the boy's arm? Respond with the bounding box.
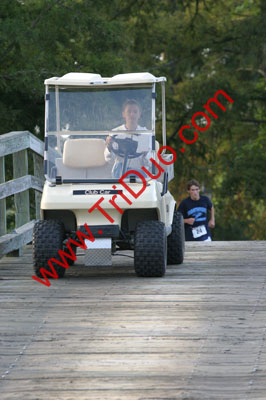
[208,206,215,228]
[183,217,195,225]
[178,202,194,225]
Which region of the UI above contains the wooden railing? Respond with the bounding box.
[0,131,44,257]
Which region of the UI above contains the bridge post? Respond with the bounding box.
[0,157,7,236]
[33,153,43,220]
[13,149,30,256]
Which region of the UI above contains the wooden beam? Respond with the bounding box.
[0,131,30,157]
[29,132,45,157]
[31,175,44,192]
[13,149,30,256]
[0,156,6,236]
[0,175,43,200]
[0,220,35,257]
[33,153,44,220]
[0,131,44,157]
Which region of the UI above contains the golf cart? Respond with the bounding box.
[33,72,185,278]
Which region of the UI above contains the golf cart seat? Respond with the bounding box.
[55,138,112,179]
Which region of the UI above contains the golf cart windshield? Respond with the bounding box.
[45,85,154,182]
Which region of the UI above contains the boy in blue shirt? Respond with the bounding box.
[178,179,215,241]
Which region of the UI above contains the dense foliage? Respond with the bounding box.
[1,0,265,239]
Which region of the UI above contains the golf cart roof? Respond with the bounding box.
[44,72,166,87]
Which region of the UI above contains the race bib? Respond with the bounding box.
[192,225,207,239]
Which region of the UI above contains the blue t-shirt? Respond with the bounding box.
[177,196,213,241]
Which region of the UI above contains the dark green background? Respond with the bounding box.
[1,0,265,239]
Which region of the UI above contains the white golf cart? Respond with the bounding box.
[33,72,185,278]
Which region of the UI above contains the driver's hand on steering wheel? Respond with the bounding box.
[106,135,113,151]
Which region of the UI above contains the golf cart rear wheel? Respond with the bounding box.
[63,241,76,266]
[167,211,185,265]
[134,221,167,277]
[33,220,66,278]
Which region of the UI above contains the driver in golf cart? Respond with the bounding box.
[104,99,151,178]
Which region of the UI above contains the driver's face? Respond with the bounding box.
[122,104,141,130]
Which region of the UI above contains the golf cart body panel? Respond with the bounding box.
[41,179,175,231]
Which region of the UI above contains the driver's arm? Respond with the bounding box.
[105,135,113,151]
[104,136,115,163]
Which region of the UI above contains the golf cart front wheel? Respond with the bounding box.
[33,220,66,278]
[134,221,167,277]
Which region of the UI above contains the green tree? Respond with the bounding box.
[0,0,125,135]
[1,0,265,239]
[114,0,266,239]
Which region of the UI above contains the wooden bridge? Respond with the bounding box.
[1,241,266,399]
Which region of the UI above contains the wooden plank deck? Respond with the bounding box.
[0,241,266,400]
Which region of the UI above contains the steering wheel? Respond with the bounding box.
[109,136,145,159]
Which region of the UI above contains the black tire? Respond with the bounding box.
[33,220,66,278]
[134,221,167,277]
[63,241,76,266]
[167,211,185,265]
